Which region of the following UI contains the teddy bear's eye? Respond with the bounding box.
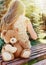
[10,38,17,44]
[12,39,14,41]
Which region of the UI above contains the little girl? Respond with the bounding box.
[1,0,37,49]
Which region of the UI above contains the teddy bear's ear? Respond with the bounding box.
[1,30,7,39]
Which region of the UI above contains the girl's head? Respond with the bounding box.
[1,0,25,25]
[8,0,25,15]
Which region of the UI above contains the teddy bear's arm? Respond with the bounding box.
[26,19,38,40]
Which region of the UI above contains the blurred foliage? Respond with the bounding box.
[0,38,5,53]
[21,0,35,18]
[21,0,41,18]
[0,0,11,22]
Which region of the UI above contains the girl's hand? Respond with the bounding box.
[27,20,38,40]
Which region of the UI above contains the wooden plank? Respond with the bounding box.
[33,59,46,65]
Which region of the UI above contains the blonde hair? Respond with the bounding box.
[1,0,25,25]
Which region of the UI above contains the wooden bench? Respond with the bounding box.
[0,43,46,65]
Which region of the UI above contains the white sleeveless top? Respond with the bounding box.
[13,15,31,48]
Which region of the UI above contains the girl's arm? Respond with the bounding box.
[27,20,37,40]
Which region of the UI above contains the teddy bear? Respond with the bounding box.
[1,29,31,61]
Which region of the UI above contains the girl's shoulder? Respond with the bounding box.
[24,16,30,24]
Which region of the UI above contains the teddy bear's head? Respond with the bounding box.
[1,29,19,44]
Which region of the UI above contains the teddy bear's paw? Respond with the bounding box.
[21,49,31,58]
[5,44,17,53]
[10,47,17,53]
[10,38,17,44]
[2,52,14,61]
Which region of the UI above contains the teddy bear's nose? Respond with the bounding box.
[10,38,17,44]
